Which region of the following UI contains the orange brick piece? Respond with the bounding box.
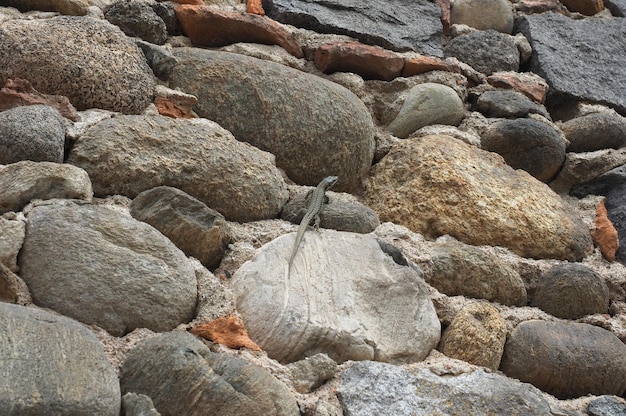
[190,315,262,351]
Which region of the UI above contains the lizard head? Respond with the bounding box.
[323,176,339,188]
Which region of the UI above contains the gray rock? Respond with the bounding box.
[561,111,626,153]
[232,230,440,364]
[450,0,514,33]
[67,115,288,222]
[0,16,156,114]
[287,353,339,393]
[531,263,609,319]
[587,396,626,416]
[476,90,550,119]
[429,239,527,306]
[0,105,65,164]
[0,161,92,214]
[120,331,299,416]
[18,200,197,336]
[444,30,519,75]
[500,320,626,399]
[105,0,168,45]
[263,0,443,55]
[0,215,25,273]
[570,163,626,198]
[337,361,555,415]
[387,83,465,139]
[0,0,89,15]
[136,39,178,80]
[516,13,626,114]
[121,393,161,416]
[0,303,120,415]
[149,1,181,36]
[481,118,566,182]
[130,186,230,269]
[549,148,626,194]
[170,48,374,192]
[0,262,31,305]
[605,0,626,16]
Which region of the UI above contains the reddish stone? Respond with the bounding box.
[247,0,265,15]
[515,0,560,13]
[0,78,78,121]
[561,0,604,14]
[434,0,451,35]
[190,314,262,351]
[155,96,196,119]
[487,71,548,103]
[175,5,303,58]
[169,0,203,5]
[314,42,404,81]
[591,200,619,262]
[403,56,461,76]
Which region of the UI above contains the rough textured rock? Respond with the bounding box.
[486,71,549,103]
[67,115,288,222]
[606,0,626,15]
[0,161,93,214]
[560,111,626,153]
[0,262,31,305]
[444,30,519,75]
[550,148,626,194]
[0,16,156,114]
[263,0,443,55]
[450,0,514,33]
[481,118,566,182]
[120,331,299,416]
[591,199,619,262]
[587,396,626,416]
[105,0,168,44]
[402,56,461,77]
[0,78,78,120]
[18,200,197,336]
[516,13,626,114]
[136,40,178,81]
[387,83,465,139]
[314,42,404,81]
[365,135,592,261]
[232,230,440,364]
[428,240,527,306]
[175,5,303,58]
[170,48,374,192]
[0,216,24,273]
[476,90,550,119]
[0,105,65,164]
[500,320,626,399]
[0,303,120,415]
[0,0,89,15]
[130,186,229,269]
[531,263,610,319]
[337,361,555,415]
[121,393,161,416]
[189,314,261,351]
[561,0,604,14]
[286,353,338,393]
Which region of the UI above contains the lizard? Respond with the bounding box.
[288,175,338,271]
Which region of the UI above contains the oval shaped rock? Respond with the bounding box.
[18,200,197,336]
[170,48,375,192]
[531,263,609,319]
[0,303,120,415]
[444,30,519,75]
[481,118,566,182]
[232,230,440,364]
[67,115,288,222]
[0,16,156,113]
[387,83,465,139]
[561,111,626,153]
[104,0,168,45]
[500,320,626,399]
[364,135,593,261]
[120,331,299,416]
[0,105,65,164]
[450,0,514,33]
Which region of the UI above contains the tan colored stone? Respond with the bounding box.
[0,215,24,273]
[591,199,619,262]
[190,315,262,351]
[486,71,548,103]
[402,56,461,76]
[0,78,78,121]
[1,0,89,15]
[314,42,404,81]
[561,0,604,14]
[0,263,32,305]
[515,0,561,13]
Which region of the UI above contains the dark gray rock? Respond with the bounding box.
[130,186,230,269]
[516,13,626,114]
[286,353,338,393]
[263,0,443,55]
[570,164,626,198]
[561,111,626,153]
[337,361,555,415]
[120,331,299,416]
[105,0,168,45]
[121,393,161,416]
[587,396,626,416]
[18,200,198,336]
[531,263,609,319]
[149,1,182,35]
[0,105,65,164]
[136,39,178,80]
[481,118,566,182]
[0,303,120,416]
[500,320,626,399]
[605,0,626,16]
[476,90,550,119]
[444,30,519,75]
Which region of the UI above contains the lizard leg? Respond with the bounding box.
[313,214,321,230]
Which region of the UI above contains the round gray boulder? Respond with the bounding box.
[561,111,626,153]
[444,30,519,75]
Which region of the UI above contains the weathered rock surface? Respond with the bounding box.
[486,71,549,103]
[231,230,440,364]
[121,393,161,416]
[587,396,626,416]
[337,361,555,415]
[263,0,444,55]
[136,40,178,81]
[105,0,168,45]
[444,30,519,75]
[0,262,31,305]
[606,0,626,15]
[560,111,626,153]
[170,48,374,192]
[0,161,92,214]
[0,78,78,120]
[0,303,120,415]
[0,16,156,113]
[550,148,626,194]
[130,186,229,269]
[0,105,65,164]
[500,320,626,399]
[0,0,89,15]
[0,216,24,273]
[561,0,604,14]
[428,240,527,306]
[287,353,338,393]
[67,115,288,222]
[481,118,566,182]
[450,0,514,33]
[476,90,550,119]
[120,331,299,416]
[516,13,626,114]
[18,200,197,336]
[365,135,592,261]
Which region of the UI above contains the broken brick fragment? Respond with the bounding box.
[190,315,262,351]
[0,78,78,121]
[314,42,404,81]
[591,199,619,262]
